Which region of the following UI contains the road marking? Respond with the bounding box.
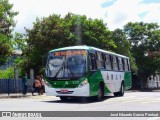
[147,117,160,120]
[105,96,160,104]
[122,97,152,103]
[29,95,56,100]
[106,96,136,101]
[141,98,160,103]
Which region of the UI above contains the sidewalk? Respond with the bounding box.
[0,93,48,99]
[0,93,30,99]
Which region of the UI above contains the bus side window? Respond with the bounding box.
[127,59,131,71]
[118,57,123,71]
[112,56,118,71]
[102,53,106,69]
[123,59,129,71]
[105,54,112,70]
[89,53,97,70]
[96,52,105,69]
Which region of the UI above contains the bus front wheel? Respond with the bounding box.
[97,84,104,102]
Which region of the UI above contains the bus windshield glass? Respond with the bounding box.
[45,50,87,79]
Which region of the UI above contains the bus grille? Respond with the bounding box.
[56,91,74,94]
[53,84,78,88]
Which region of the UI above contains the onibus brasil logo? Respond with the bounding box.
[1,112,42,117]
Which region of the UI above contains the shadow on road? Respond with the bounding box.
[42,96,116,104]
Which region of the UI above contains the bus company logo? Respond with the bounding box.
[2,112,11,117]
[65,81,68,85]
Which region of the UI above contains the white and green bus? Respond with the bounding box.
[44,46,132,101]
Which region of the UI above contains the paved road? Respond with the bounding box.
[0,92,160,120]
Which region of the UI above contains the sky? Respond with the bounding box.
[10,0,160,33]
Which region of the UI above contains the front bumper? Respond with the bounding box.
[44,83,90,97]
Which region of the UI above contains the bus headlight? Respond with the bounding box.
[79,79,88,88]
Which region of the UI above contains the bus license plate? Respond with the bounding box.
[61,90,68,93]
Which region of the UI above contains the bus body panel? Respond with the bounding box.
[124,71,132,90]
[45,83,90,97]
[101,71,124,93]
[49,80,81,88]
[89,70,103,96]
[45,71,131,97]
[89,70,131,96]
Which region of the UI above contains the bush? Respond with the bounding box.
[0,67,14,79]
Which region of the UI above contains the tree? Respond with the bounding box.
[124,22,160,89]
[0,0,18,65]
[24,13,115,74]
[0,34,10,64]
[12,32,28,55]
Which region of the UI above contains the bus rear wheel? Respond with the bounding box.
[60,96,69,101]
[119,83,124,96]
[114,83,124,97]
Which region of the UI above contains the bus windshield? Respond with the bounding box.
[45,50,87,80]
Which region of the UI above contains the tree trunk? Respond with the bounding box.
[140,75,148,90]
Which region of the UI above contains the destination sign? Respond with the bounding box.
[54,50,86,56]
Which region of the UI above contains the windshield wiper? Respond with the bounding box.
[52,62,64,79]
[66,64,75,77]
[48,62,64,79]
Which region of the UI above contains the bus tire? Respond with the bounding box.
[114,83,124,97]
[60,96,69,101]
[113,92,119,97]
[119,83,124,96]
[97,83,104,102]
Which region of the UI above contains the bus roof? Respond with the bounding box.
[49,45,129,59]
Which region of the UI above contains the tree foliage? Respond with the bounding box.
[0,0,18,65]
[124,22,160,88]
[0,67,14,78]
[24,13,115,74]
[0,34,11,64]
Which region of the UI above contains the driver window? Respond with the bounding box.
[89,53,97,70]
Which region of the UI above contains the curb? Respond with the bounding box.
[0,94,32,99]
[0,93,51,99]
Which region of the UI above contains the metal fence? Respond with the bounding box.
[0,79,34,95]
